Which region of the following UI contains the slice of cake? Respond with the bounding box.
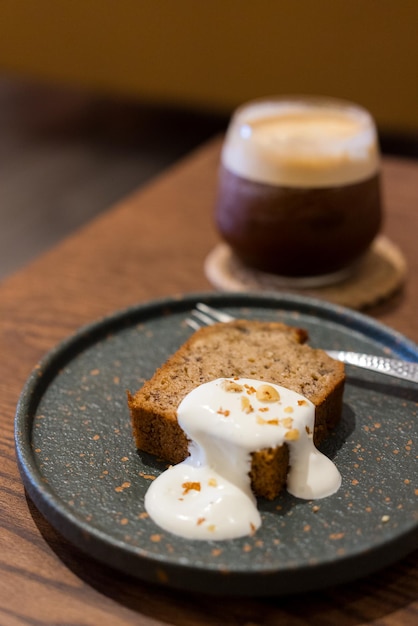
[127,319,345,500]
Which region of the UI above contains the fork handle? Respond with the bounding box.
[326,351,418,383]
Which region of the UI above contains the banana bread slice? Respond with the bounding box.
[127,319,345,500]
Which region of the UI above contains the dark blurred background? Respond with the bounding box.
[0,1,417,279]
[0,78,228,279]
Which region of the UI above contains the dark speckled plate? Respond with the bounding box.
[15,293,418,596]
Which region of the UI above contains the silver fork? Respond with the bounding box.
[185,302,418,384]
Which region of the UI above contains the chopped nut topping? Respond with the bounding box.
[182,481,201,495]
[298,399,308,406]
[256,384,280,403]
[222,379,243,393]
[217,407,230,417]
[329,532,345,540]
[282,417,294,429]
[285,428,300,441]
[241,396,254,413]
[256,415,279,426]
[284,406,294,413]
[139,472,156,480]
[244,384,257,394]
[197,517,206,525]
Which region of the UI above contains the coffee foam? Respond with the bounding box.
[222,99,380,187]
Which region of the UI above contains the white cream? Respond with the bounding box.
[145,378,341,540]
[222,97,380,187]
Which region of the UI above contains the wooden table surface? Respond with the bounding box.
[0,137,417,625]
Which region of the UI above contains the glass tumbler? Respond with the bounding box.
[215,96,382,284]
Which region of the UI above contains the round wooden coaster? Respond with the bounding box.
[204,236,407,310]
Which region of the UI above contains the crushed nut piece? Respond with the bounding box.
[217,407,230,417]
[222,379,243,393]
[285,428,300,441]
[139,472,156,480]
[284,406,294,413]
[182,481,201,495]
[256,384,280,403]
[241,396,254,414]
[256,415,279,426]
[329,532,345,540]
[282,417,294,429]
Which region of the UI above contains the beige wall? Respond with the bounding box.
[0,1,417,134]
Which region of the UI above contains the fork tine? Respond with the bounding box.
[196,302,235,323]
[185,302,235,331]
[192,309,218,326]
[185,317,202,331]
[184,309,217,331]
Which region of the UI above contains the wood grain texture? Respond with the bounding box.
[0,138,417,625]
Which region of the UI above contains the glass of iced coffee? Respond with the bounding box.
[215,96,382,285]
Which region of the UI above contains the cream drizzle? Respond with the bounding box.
[145,378,341,540]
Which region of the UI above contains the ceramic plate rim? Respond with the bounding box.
[14,292,418,595]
